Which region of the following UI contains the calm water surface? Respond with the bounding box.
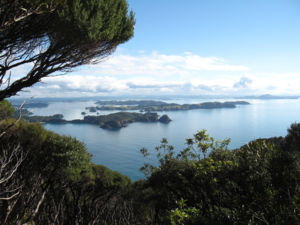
[30,99,300,180]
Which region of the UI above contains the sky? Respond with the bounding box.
[16,0,300,98]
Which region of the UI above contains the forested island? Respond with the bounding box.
[22,112,172,129]
[86,100,250,112]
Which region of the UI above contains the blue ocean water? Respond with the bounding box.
[30,98,300,181]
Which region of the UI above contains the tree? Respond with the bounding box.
[0,0,135,100]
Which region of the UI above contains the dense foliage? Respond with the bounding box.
[0,100,14,119]
[136,127,300,225]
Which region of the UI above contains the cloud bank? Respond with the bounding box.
[12,51,300,97]
[87,52,249,77]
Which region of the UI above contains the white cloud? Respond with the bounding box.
[43,75,129,93]
[19,75,227,97]
[87,51,249,77]
[24,75,129,97]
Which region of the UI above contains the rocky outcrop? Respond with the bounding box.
[159,114,172,123]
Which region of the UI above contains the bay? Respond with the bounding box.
[29,98,300,181]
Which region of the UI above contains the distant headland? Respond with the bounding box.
[86,100,250,112]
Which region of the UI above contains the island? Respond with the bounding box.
[90,100,250,112]
[13,102,49,108]
[22,112,172,129]
[22,114,65,123]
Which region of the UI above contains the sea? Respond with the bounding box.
[26,98,300,181]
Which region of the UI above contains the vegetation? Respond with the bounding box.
[0,0,135,100]
[0,100,14,119]
[136,127,300,225]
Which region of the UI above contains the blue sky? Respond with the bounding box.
[18,0,300,97]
